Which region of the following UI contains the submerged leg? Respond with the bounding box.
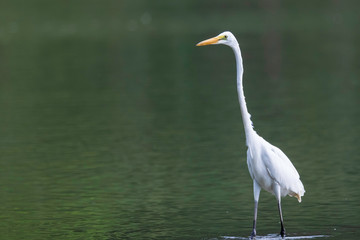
[275,185,285,238]
[251,180,261,239]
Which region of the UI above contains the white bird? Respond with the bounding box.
[196,31,305,239]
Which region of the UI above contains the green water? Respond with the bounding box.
[0,1,359,239]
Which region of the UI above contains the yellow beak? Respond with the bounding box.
[196,36,221,46]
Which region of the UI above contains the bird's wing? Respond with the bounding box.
[260,139,301,191]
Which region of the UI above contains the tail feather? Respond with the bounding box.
[289,191,303,203]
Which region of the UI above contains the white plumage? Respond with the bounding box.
[247,134,305,201]
[197,31,305,238]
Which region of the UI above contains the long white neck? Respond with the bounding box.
[232,44,255,141]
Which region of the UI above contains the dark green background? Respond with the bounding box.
[0,1,359,239]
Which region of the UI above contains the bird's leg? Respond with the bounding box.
[277,198,286,238]
[251,181,261,239]
[274,184,285,238]
[250,200,258,239]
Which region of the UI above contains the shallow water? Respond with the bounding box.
[222,234,328,240]
[0,1,359,240]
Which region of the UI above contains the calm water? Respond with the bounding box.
[0,1,359,239]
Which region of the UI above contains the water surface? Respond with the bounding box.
[0,1,359,239]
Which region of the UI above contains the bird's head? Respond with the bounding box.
[196,31,238,48]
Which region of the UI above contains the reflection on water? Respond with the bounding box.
[0,1,359,240]
[222,234,329,240]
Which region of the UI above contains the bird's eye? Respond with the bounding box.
[224,35,228,39]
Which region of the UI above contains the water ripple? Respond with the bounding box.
[221,234,329,240]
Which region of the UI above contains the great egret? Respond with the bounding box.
[196,31,305,239]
